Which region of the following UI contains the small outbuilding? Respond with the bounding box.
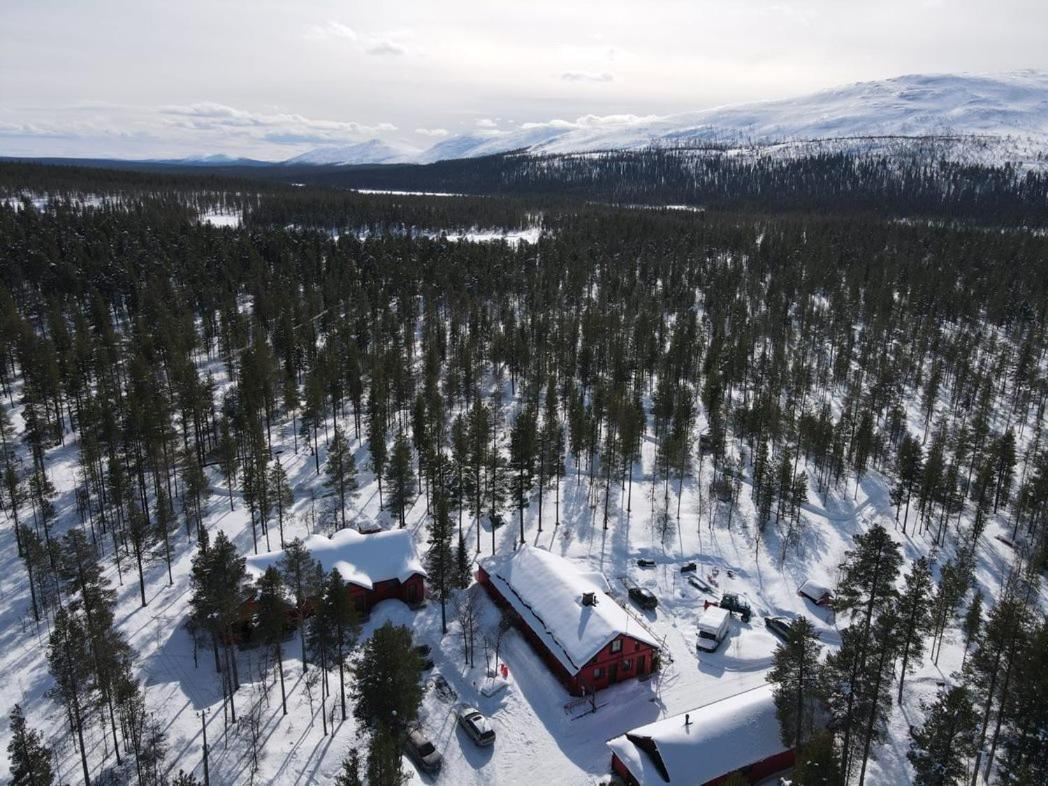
[478,545,659,696]
[798,579,833,607]
[246,528,426,615]
[607,684,794,785]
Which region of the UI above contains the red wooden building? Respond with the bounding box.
[478,545,659,696]
[607,684,795,785]
[246,528,426,615]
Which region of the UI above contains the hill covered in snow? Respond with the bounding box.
[288,71,1048,167]
[283,138,421,166]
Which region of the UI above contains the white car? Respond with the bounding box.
[456,705,496,747]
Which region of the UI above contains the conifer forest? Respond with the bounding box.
[0,156,1046,786]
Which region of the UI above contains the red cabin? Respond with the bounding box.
[478,545,659,696]
[607,685,795,785]
[246,528,426,617]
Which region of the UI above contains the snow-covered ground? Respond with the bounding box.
[0,344,1038,785]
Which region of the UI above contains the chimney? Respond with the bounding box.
[581,592,597,606]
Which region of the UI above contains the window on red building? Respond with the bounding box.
[611,639,622,654]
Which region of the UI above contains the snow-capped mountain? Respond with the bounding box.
[456,71,1048,159]
[285,71,1048,167]
[283,138,421,166]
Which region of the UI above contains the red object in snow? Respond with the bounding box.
[500,663,509,678]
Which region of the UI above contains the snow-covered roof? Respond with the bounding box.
[606,684,786,785]
[697,606,730,633]
[245,528,425,591]
[480,545,659,676]
[798,579,832,600]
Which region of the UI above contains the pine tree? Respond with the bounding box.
[334,749,364,786]
[768,616,823,748]
[255,565,290,716]
[367,394,387,508]
[830,523,902,781]
[426,492,456,634]
[278,538,322,672]
[467,400,491,552]
[509,404,538,542]
[47,607,94,786]
[188,530,250,722]
[907,686,978,786]
[961,590,982,665]
[996,616,1048,785]
[6,704,54,786]
[269,457,293,547]
[125,500,153,607]
[895,556,933,703]
[366,723,403,786]
[325,424,358,531]
[352,621,424,732]
[792,733,843,786]
[320,568,359,722]
[895,434,923,533]
[385,430,416,528]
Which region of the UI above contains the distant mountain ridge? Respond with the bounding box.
[282,71,1048,167]
[128,71,1048,169]
[283,139,421,166]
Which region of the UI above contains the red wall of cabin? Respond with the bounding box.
[477,567,656,696]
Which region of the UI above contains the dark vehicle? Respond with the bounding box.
[456,706,496,746]
[637,558,656,568]
[764,616,794,641]
[628,586,658,610]
[404,728,443,774]
[718,593,752,623]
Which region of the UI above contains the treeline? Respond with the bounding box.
[285,148,1048,227]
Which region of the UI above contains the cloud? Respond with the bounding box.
[156,102,396,142]
[476,118,498,128]
[305,21,410,56]
[520,113,659,131]
[560,71,614,83]
[303,21,358,41]
[0,101,399,159]
[366,40,405,56]
[415,127,449,137]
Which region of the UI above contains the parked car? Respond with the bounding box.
[764,616,795,641]
[404,728,443,774]
[696,606,731,652]
[628,586,658,610]
[456,706,496,746]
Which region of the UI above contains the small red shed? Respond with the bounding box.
[478,545,659,696]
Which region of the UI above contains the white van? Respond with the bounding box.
[696,606,731,652]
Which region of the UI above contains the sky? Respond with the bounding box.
[1,0,1046,161]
